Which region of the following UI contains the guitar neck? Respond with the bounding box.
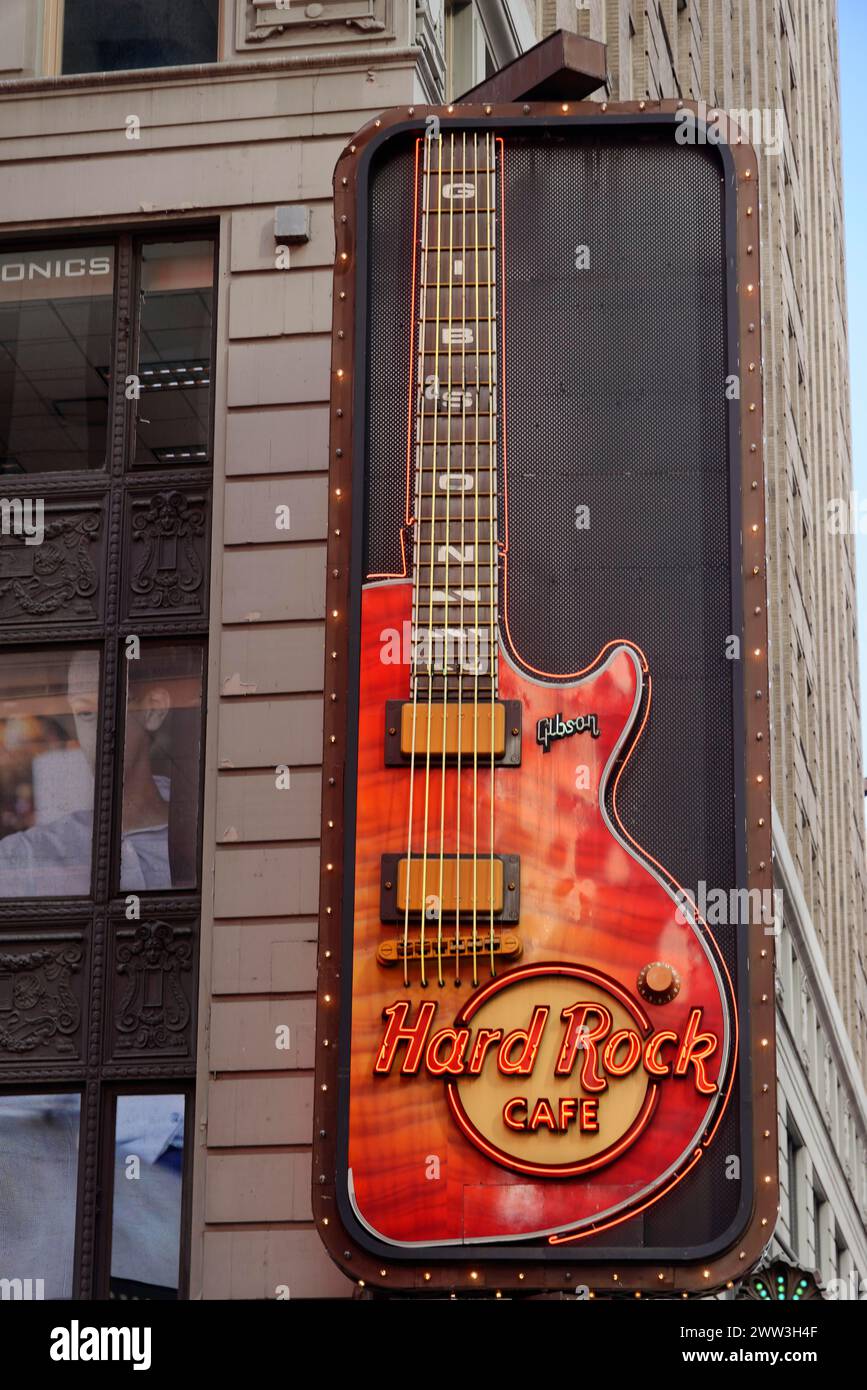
[411,131,501,703]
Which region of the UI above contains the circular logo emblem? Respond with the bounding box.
[447,963,660,1177]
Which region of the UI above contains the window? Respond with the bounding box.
[813,1186,824,1271]
[786,1128,801,1252]
[60,0,220,76]
[108,1090,189,1300]
[0,245,114,474]
[0,235,216,474]
[0,228,215,1299]
[445,2,496,100]
[119,643,204,892]
[0,647,101,897]
[0,1092,81,1298]
[134,242,215,466]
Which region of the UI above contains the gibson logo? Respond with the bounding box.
[536,710,600,752]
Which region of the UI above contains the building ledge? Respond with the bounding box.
[0,46,424,99]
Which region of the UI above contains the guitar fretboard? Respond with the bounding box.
[411,132,501,702]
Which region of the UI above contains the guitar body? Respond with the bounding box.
[347,579,734,1246]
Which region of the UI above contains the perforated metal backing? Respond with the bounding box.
[362,126,743,1252]
[365,146,417,577]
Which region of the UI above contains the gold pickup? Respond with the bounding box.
[398,855,503,913]
[380,853,520,923]
[384,700,522,765]
[401,702,504,756]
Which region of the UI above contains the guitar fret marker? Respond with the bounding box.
[443,325,474,345]
[437,473,475,491]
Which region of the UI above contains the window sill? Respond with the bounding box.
[0,46,421,98]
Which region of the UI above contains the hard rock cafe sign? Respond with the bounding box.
[314,103,778,1294]
[376,967,720,1177]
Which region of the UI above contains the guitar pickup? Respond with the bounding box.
[384,700,521,765]
[380,853,520,923]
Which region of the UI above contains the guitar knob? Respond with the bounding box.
[638,961,680,1005]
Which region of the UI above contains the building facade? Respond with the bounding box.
[0,0,863,1299]
[560,0,867,1293]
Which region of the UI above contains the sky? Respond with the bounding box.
[839,0,867,758]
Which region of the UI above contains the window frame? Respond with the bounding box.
[41,0,225,79]
[94,1080,195,1301]
[112,636,208,899]
[128,232,219,471]
[0,229,121,478]
[0,221,217,1300]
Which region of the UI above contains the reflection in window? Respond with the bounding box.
[63,0,219,75]
[121,645,203,892]
[0,1093,81,1298]
[0,649,100,898]
[134,242,214,466]
[0,246,114,474]
[111,1094,184,1300]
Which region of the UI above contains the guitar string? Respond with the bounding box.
[435,130,457,988]
[487,131,498,976]
[454,128,468,986]
[403,133,435,987]
[417,130,445,987]
[471,128,481,987]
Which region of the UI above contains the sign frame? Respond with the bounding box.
[313,101,777,1295]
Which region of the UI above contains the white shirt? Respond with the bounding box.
[0,777,171,897]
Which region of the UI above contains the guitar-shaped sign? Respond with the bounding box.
[343,130,737,1248]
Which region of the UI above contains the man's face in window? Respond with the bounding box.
[67,650,100,769]
[67,651,171,772]
[124,675,171,773]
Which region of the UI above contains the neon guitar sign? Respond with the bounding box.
[316,104,777,1291]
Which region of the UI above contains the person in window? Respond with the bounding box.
[0,648,190,897]
[0,1092,184,1300]
[118,651,174,892]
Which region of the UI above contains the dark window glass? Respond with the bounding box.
[0,246,114,474]
[120,643,203,891]
[0,648,100,898]
[62,0,219,75]
[134,242,214,466]
[110,1093,184,1300]
[787,1130,800,1250]
[0,1093,81,1298]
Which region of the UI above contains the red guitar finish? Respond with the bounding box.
[346,579,735,1247]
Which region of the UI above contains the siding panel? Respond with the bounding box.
[221,545,326,622]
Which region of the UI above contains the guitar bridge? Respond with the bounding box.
[377,932,522,967]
